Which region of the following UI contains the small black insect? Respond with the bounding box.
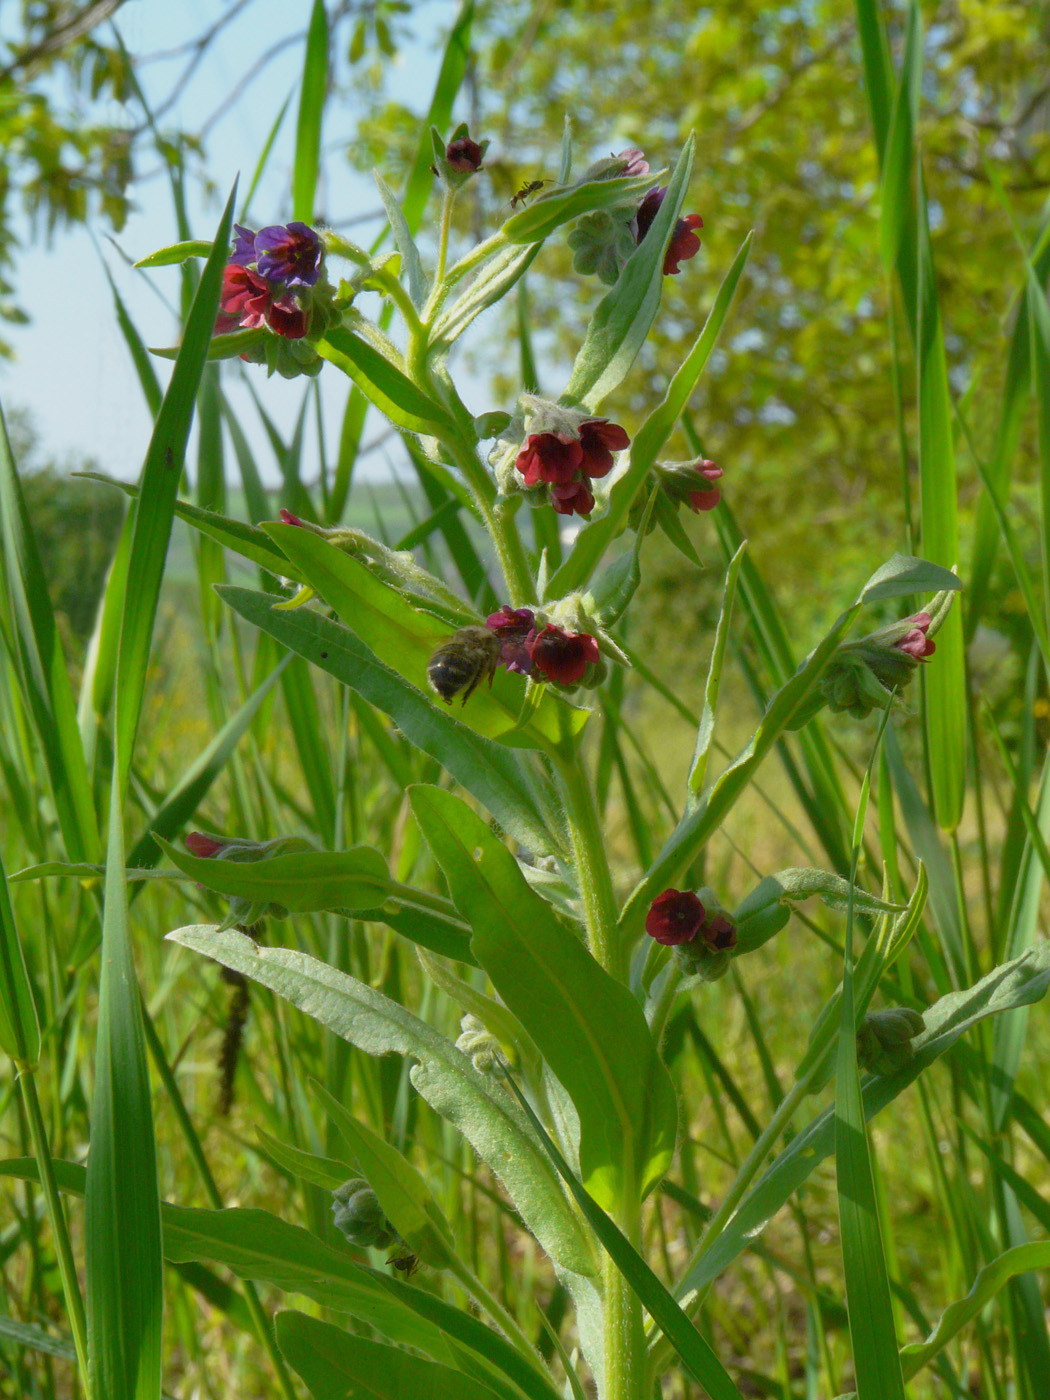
[427,626,501,705]
[388,1251,421,1279]
[509,178,547,210]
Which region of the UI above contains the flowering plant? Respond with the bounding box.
[5,33,1049,1400]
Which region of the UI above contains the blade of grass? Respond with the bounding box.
[292,0,328,223]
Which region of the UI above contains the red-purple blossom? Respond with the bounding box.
[701,912,737,951]
[578,419,631,479]
[254,222,324,287]
[515,432,583,487]
[664,214,704,275]
[485,605,536,673]
[550,479,596,517]
[616,147,650,177]
[528,624,600,685]
[279,509,305,527]
[645,890,705,945]
[634,187,704,275]
[217,264,309,339]
[446,137,485,172]
[687,459,723,512]
[895,612,935,660]
[186,832,227,859]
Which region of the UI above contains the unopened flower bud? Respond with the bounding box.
[184,831,316,928]
[856,1007,925,1076]
[456,1014,504,1075]
[445,136,485,173]
[331,1178,400,1249]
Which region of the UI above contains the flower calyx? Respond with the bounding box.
[856,1007,925,1076]
[628,457,724,534]
[432,123,489,188]
[455,1014,505,1076]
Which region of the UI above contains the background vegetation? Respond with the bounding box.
[1,2,1049,1398]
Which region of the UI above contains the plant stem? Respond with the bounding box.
[601,1194,647,1400]
[444,1252,548,1374]
[554,717,623,978]
[434,186,454,287]
[16,1062,91,1395]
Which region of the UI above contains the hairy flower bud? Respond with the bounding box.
[331,1178,400,1249]
[456,1014,504,1075]
[856,1007,925,1076]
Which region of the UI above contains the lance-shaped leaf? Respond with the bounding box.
[409,785,678,1211]
[0,850,40,1064]
[317,325,454,436]
[313,1081,457,1270]
[547,230,751,597]
[267,522,585,750]
[561,137,695,410]
[733,867,907,955]
[276,1311,509,1400]
[164,925,597,1279]
[156,837,392,914]
[216,584,560,857]
[617,555,960,941]
[502,173,656,245]
[676,941,1050,1299]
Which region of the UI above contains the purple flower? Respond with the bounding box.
[528,625,600,685]
[616,147,650,177]
[231,224,258,265]
[895,613,935,660]
[254,222,324,287]
[446,137,485,173]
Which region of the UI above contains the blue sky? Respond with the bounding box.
[4,0,462,487]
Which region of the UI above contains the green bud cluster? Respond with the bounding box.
[856,1007,925,1076]
[330,1178,400,1250]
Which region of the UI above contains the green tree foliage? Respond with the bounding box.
[355,1,1050,584]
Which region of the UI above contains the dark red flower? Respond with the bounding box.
[895,612,935,660]
[528,624,600,685]
[446,137,485,172]
[664,214,703,275]
[186,832,227,859]
[687,459,723,512]
[515,432,583,487]
[254,221,324,287]
[279,509,305,526]
[486,605,536,674]
[634,186,703,275]
[578,419,631,479]
[645,889,705,945]
[549,478,596,517]
[265,296,309,339]
[701,912,737,951]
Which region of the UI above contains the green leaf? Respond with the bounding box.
[431,243,542,350]
[400,1,475,232]
[561,137,694,410]
[268,522,582,749]
[292,0,328,222]
[115,184,238,794]
[256,1128,353,1191]
[502,173,656,245]
[688,541,745,797]
[156,837,392,914]
[276,1311,508,1400]
[133,239,213,269]
[374,170,427,308]
[900,1242,1050,1382]
[164,925,597,1278]
[317,325,454,436]
[409,786,678,1210]
[312,1081,457,1268]
[0,844,40,1064]
[0,404,99,862]
[216,584,560,856]
[500,1075,747,1400]
[86,774,163,1400]
[676,942,1050,1298]
[549,227,751,594]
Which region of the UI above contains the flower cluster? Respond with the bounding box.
[568,149,704,286]
[214,221,333,378]
[515,418,630,517]
[645,888,737,981]
[486,605,601,686]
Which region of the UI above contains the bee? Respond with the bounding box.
[509,178,547,210]
[427,626,501,704]
[388,1250,421,1279]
